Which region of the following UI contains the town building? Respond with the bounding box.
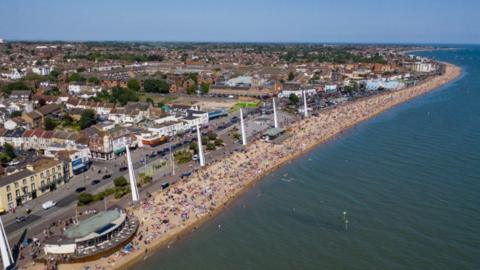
[43,208,138,262]
[0,157,65,211]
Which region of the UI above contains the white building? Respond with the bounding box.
[412,62,436,73]
[68,84,102,98]
[1,69,25,80]
[32,66,52,76]
[279,88,316,98]
[147,121,186,137]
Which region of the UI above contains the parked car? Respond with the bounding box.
[75,187,86,193]
[42,200,57,210]
[119,166,128,172]
[102,174,112,179]
[15,216,27,223]
[161,182,170,190]
[91,179,101,185]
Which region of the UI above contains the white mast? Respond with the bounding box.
[303,90,308,117]
[126,146,140,202]
[0,216,13,270]
[170,143,175,175]
[196,125,205,166]
[240,108,247,146]
[273,98,279,128]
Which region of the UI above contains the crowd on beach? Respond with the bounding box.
[19,64,460,270]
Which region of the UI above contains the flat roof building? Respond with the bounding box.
[44,208,139,262]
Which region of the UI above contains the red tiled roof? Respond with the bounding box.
[32,129,45,137]
[23,129,36,137]
[42,130,55,139]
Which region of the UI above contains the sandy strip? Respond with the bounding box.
[27,63,460,270]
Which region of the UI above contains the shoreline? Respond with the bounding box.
[52,63,461,270]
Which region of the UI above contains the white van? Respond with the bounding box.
[42,200,57,210]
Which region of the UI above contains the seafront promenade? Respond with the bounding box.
[26,63,460,270]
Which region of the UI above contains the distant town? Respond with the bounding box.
[0,39,444,268]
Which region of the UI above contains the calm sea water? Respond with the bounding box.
[139,47,480,270]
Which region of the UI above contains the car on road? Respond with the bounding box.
[75,187,86,193]
[161,182,170,189]
[91,179,101,185]
[42,200,57,210]
[15,216,27,223]
[102,174,112,179]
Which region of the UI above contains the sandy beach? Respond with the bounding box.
[25,63,460,270]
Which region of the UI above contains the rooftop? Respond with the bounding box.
[64,209,121,239]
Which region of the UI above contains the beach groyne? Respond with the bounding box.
[50,63,461,270]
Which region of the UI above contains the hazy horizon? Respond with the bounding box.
[0,0,478,44]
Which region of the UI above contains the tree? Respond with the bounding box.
[206,142,216,151]
[110,87,139,105]
[200,82,210,94]
[188,73,198,84]
[61,113,73,126]
[127,78,140,91]
[289,93,300,105]
[38,98,46,107]
[3,143,16,160]
[10,111,22,118]
[25,72,44,81]
[1,81,30,96]
[114,176,128,188]
[214,138,224,146]
[202,136,209,145]
[186,85,196,95]
[288,71,295,81]
[146,97,154,105]
[207,131,217,140]
[68,72,85,82]
[0,153,11,165]
[88,76,100,85]
[44,117,57,130]
[143,79,169,94]
[49,69,61,80]
[189,142,198,154]
[174,150,193,164]
[78,192,94,206]
[45,87,60,96]
[79,109,96,129]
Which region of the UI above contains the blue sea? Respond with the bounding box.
[139,47,480,270]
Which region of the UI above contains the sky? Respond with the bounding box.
[0,0,478,44]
